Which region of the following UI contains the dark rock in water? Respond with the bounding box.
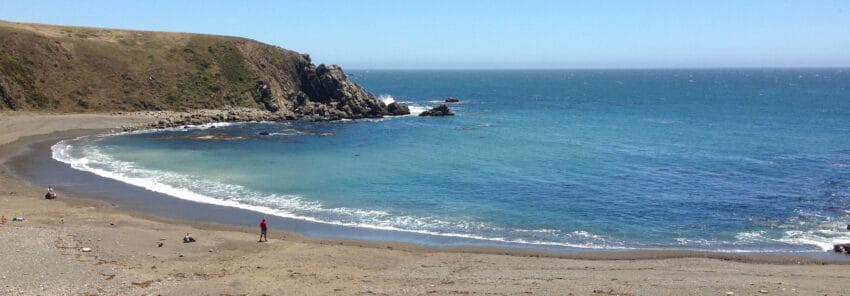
[419,104,454,117]
[387,102,410,116]
[445,97,459,103]
[258,131,270,136]
[834,243,850,253]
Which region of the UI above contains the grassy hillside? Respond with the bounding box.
[0,20,326,113]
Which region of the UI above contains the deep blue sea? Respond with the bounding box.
[53,69,850,251]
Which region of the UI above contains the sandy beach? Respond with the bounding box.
[2,112,849,295]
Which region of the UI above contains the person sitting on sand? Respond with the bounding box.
[183,233,196,243]
[45,186,57,199]
[259,218,268,242]
[1,215,6,225]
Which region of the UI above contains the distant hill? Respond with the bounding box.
[0,20,401,119]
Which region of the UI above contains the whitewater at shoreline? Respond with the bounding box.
[42,126,850,253]
[2,112,850,295]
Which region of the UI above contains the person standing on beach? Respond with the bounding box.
[259,218,268,242]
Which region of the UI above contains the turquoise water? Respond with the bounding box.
[53,69,850,251]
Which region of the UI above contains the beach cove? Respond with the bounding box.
[24,69,850,254]
[2,112,850,295]
[2,7,850,294]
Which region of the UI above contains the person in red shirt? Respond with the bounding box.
[259,218,268,242]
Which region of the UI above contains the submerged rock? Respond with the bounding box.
[419,104,454,117]
[445,97,459,103]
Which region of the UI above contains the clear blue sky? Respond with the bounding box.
[1,0,848,69]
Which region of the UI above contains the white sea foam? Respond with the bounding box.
[730,217,850,251]
[52,135,848,252]
[376,94,429,116]
[779,229,850,251]
[406,103,428,115]
[734,230,767,242]
[268,128,311,136]
[50,137,626,250]
[378,94,395,104]
[106,121,250,138]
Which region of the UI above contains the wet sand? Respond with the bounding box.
[2,112,849,295]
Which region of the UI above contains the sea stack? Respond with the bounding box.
[387,102,411,116]
[419,104,454,116]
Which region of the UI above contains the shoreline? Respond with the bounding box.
[12,130,850,260]
[3,112,850,294]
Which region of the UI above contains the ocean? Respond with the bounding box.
[51,69,850,252]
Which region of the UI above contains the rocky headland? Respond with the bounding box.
[0,20,408,121]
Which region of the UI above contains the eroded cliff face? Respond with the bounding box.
[238,39,396,119]
[0,20,407,119]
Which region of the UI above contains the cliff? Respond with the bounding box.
[0,20,407,119]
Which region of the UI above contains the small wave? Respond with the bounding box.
[207,122,237,128]
[107,121,251,137]
[406,103,428,115]
[780,228,850,251]
[674,237,722,247]
[733,211,850,251]
[734,230,768,242]
[268,128,311,137]
[193,135,246,141]
[50,137,625,250]
[377,94,428,116]
[52,134,848,252]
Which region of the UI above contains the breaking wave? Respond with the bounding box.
[379,94,428,116]
[51,136,624,249]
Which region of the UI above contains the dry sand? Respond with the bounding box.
[1,112,849,295]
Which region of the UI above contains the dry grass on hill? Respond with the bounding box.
[0,20,303,112]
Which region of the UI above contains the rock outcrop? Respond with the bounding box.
[386,102,410,116]
[419,104,454,117]
[291,63,390,119]
[0,20,405,120]
[143,108,294,129]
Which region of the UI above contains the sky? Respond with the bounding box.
[1,0,848,69]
